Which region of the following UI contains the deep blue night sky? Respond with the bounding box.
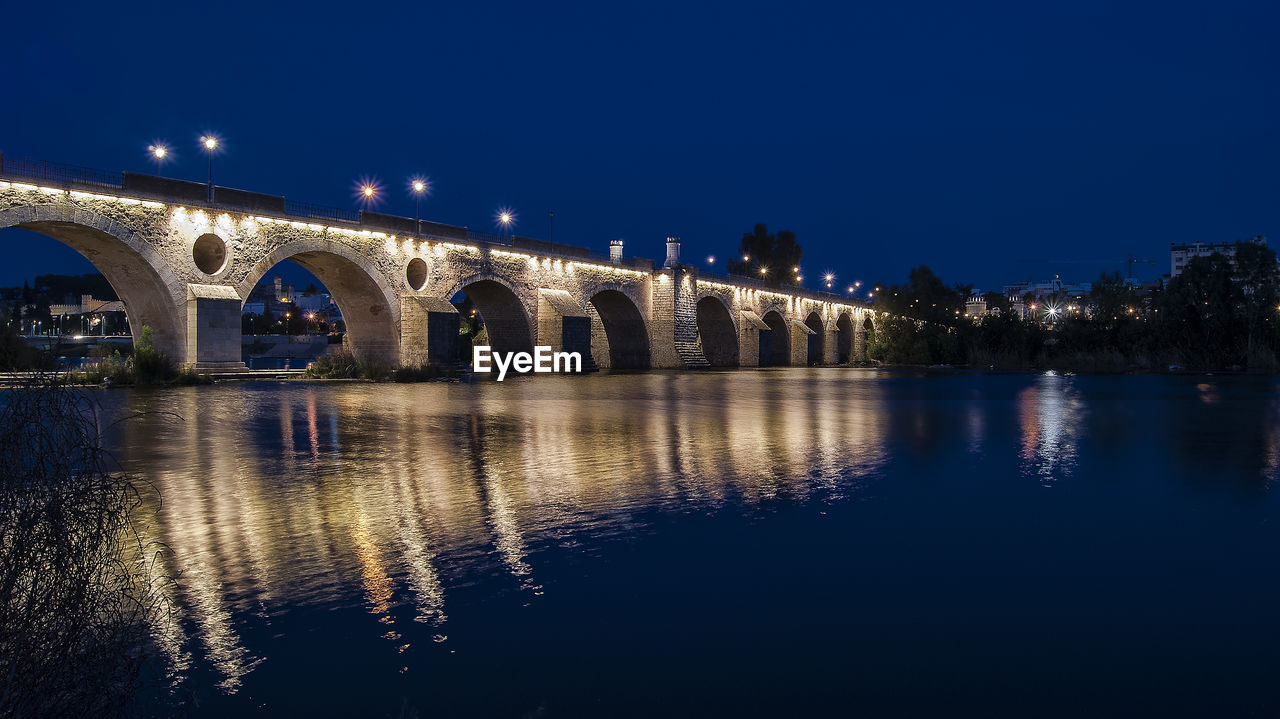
[1,0,1276,293]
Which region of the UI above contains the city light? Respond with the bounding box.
[200,135,219,202]
[496,208,516,243]
[410,178,430,236]
[759,267,768,276]
[742,254,750,262]
[148,144,168,175]
[362,185,376,198]
[706,255,715,265]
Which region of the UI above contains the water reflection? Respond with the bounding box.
[1017,372,1083,485]
[109,371,891,696]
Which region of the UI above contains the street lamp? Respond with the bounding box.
[497,210,514,244]
[148,144,168,176]
[200,135,218,201]
[706,255,715,267]
[824,273,834,289]
[411,178,428,236]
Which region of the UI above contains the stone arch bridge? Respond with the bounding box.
[0,157,876,371]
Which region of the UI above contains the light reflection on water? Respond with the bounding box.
[96,370,1280,716]
[111,371,889,694]
[1016,371,1083,486]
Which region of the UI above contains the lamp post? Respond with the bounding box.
[548,210,554,245]
[361,184,376,207]
[411,179,427,236]
[200,136,218,202]
[149,144,168,176]
[498,211,514,244]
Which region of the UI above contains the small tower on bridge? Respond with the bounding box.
[664,236,681,269]
[610,239,624,263]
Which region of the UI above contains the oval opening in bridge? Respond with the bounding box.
[192,233,228,275]
[405,258,428,291]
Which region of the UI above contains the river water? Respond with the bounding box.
[101,370,1280,717]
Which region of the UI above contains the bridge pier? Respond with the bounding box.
[789,321,813,366]
[738,311,767,367]
[538,289,593,369]
[186,284,246,370]
[648,270,684,368]
[401,297,459,366]
[821,327,839,365]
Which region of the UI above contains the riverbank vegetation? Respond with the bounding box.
[0,324,211,385]
[868,242,1280,372]
[0,375,170,718]
[303,350,460,382]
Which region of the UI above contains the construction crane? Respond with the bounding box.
[1125,255,1156,279]
[1017,255,1157,279]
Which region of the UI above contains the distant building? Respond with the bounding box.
[964,294,1029,319]
[1170,235,1267,277]
[49,294,125,316]
[294,293,335,313]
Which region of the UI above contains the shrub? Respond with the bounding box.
[128,327,177,384]
[391,363,458,382]
[0,374,170,717]
[304,351,366,379]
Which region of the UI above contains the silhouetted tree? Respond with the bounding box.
[726,224,803,287]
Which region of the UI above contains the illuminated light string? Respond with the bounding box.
[7,183,165,208]
[6,182,866,306]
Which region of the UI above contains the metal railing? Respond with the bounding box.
[466,229,509,245]
[695,267,867,304]
[0,155,123,188]
[285,200,359,223]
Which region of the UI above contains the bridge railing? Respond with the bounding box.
[285,200,360,224]
[0,154,123,189]
[694,267,865,305]
[463,230,655,270]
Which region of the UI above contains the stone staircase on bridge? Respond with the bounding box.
[675,341,711,369]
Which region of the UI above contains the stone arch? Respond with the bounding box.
[0,205,187,361]
[240,241,400,365]
[836,311,854,363]
[805,310,825,366]
[696,295,738,367]
[444,274,534,356]
[587,289,650,369]
[760,309,790,367]
[856,312,875,361]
